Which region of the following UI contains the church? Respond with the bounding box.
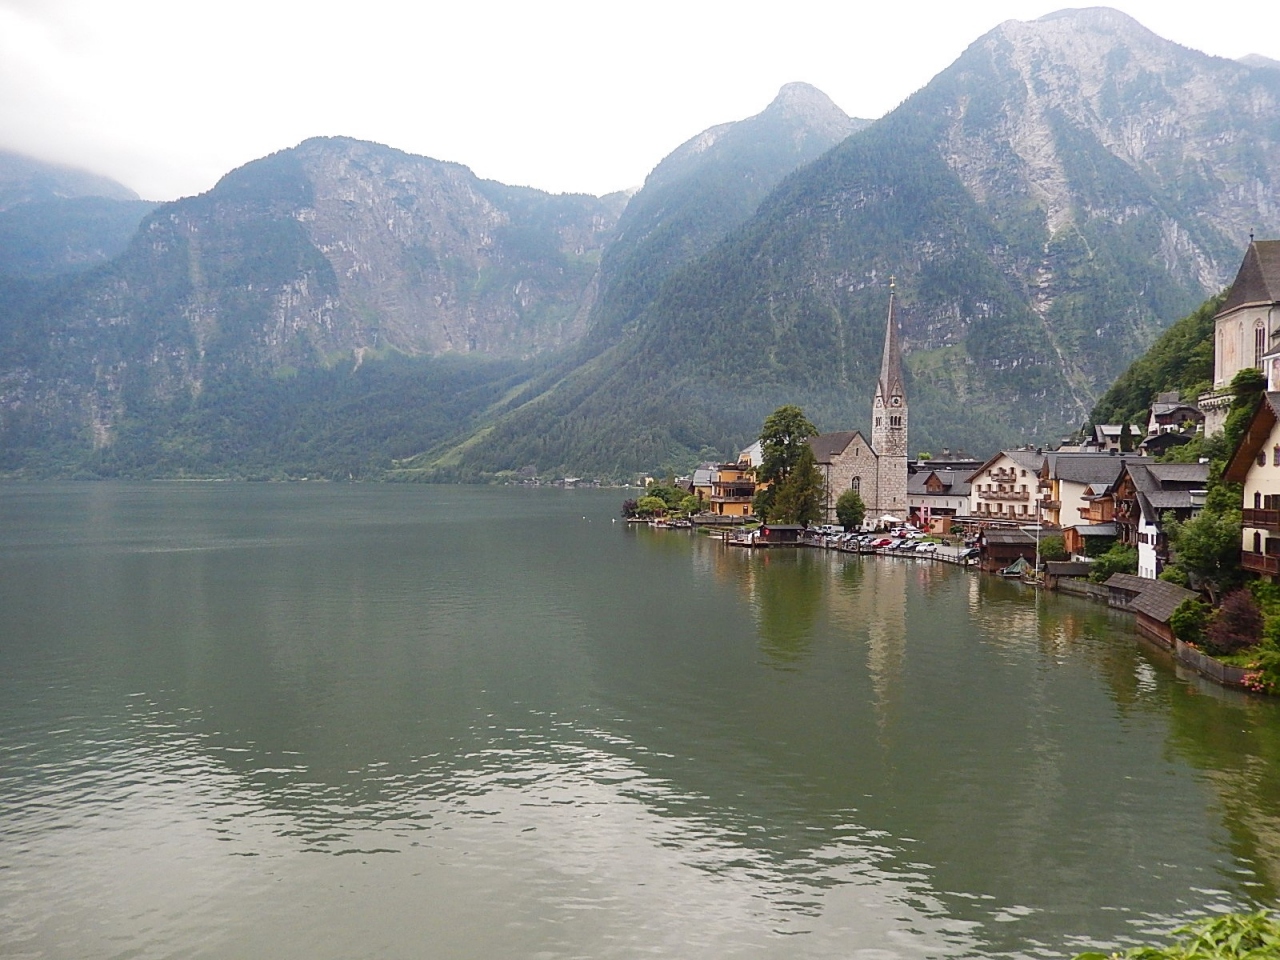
[808,285,909,526]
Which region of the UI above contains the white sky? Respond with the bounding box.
[1,1,1277,202]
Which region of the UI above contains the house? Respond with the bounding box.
[1202,239,1280,435]
[709,462,756,517]
[1091,424,1145,453]
[1223,391,1280,580]
[1062,522,1118,558]
[1111,461,1209,579]
[686,463,717,506]
[1038,452,1136,528]
[757,524,804,545]
[1146,391,1203,437]
[966,450,1045,524]
[907,464,974,534]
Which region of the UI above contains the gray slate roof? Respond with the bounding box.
[1045,561,1094,577]
[1123,461,1210,523]
[1069,522,1118,536]
[1043,452,1136,485]
[1130,581,1199,623]
[808,431,862,464]
[1220,240,1280,313]
[1104,573,1148,594]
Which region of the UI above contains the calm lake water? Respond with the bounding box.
[2,483,1280,959]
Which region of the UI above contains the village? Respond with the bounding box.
[629,241,1280,696]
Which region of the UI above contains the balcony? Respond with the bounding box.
[977,489,1030,501]
[1242,551,1280,576]
[1243,508,1280,533]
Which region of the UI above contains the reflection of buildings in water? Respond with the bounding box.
[826,558,907,729]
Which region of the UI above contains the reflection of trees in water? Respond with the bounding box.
[750,552,826,665]
[1163,682,1280,903]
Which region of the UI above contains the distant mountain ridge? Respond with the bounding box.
[7,9,1280,479]
[0,150,140,211]
[0,151,154,279]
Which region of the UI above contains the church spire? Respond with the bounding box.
[878,277,905,402]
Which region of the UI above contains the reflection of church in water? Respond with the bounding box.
[808,285,909,525]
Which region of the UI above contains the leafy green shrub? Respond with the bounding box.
[1170,597,1212,646]
[836,489,866,530]
[1072,909,1280,959]
[1089,543,1138,582]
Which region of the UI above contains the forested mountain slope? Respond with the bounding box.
[0,139,621,474]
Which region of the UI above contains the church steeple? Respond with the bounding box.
[877,280,906,404]
[871,279,908,517]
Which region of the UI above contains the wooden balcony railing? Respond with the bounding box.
[1243,508,1280,533]
[978,489,1030,501]
[1242,551,1280,576]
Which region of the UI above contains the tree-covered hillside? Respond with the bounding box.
[1089,292,1224,427]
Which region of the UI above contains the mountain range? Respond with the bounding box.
[3,8,1280,479]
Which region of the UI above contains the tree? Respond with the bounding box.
[1089,542,1139,582]
[635,495,667,517]
[1164,498,1243,604]
[770,444,825,524]
[1038,534,1068,562]
[756,405,818,485]
[836,489,867,530]
[1222,366,1267,456]
[1204,588,1263,656]
[753,405,819,521]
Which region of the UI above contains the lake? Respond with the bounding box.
[1,483,1278,959]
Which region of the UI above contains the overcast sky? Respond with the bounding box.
[1,0,1278,202]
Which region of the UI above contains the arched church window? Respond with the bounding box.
[851,477,860,493]
[1257,322,1267,368]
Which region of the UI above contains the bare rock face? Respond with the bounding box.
[941,8,1280,286]
[287,139,615,358]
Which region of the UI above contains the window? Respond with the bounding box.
[1258,323,1267,368]
[890,414,901,428]
[851,477,860,493]
[1255,531,1263,554]
[1256,492,1263,509]
[1273,445,1279,467]
[875,416,882,428]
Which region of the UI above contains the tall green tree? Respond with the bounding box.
[752,404,819,520]
[1163,491,1244,605]
[770,444,825,524]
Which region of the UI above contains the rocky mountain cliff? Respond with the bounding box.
[434,8,1280,477]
